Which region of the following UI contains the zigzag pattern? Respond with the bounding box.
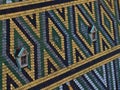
[0,0,120,90]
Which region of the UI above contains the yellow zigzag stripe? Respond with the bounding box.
[72,40,86,64]
[53,8,69,30]
[10,20,35,80]
[2,63,22,90]
[74,6,95,55]
[104,0,115,15]
[22,14,40,37]
[99,31,112,52]
[100,5,115,40]
[48,18,65,60]
[83,2,96,21]
[44,50,61,76]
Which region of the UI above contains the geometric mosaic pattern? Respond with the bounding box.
[0,0,120,90]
